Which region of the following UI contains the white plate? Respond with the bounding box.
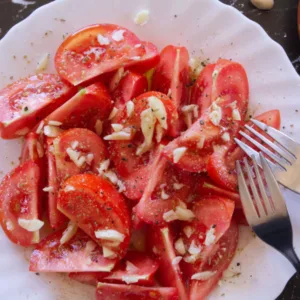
[0,0,300,299]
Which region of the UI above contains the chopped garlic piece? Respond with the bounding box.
[66,148,86,167]
[126,261,139,273]
[104,130,132,141]
[64,185,75,192]
[111,124,124,132]
[18,219,44,232]
[155,123,164,143]
[43,186,54,192]
[204,226,216,246]
[36,121,44,134]
[86,153,94,165]
[103,246,116,258]
[44,125,63,137]
[232,108,241,121]
[172,256,182,265]
[95,119,103,136]
[108,107,119,120]
[60,221,78,244]
[209,102,222,126]
[112,30,125,42]
[174,238,186,255]
[163,210,178,222]
[126,101,135,118]
[188,240,202,255]
[104,170,118,184]
[175,206,195,221]
[6,220,14,231]
[48,120,62,126]
[122,275,147,284]
[173,147,187,163]
[134,10,150,26]
[71,140,79,150]
[110,67,125,91]
[117,179,126,193]
[183,226,194,238]
[197,136,206,149]
[183,254,199,264]
[148,96,168,129]
[229,100,237,109]
[173,183,184,190]
[161,189,169,200]
[36,141,44,158]
[97,34,110,45]
[95,229,125,242]
[191,271,217,281]
[131,56,141,61]
[221,132,230,142]
[97,159,110,175]
[189,57,205,78]
[36,53,50,73]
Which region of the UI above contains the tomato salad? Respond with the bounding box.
[0,23,281,300]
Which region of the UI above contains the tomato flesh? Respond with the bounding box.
[0,160,41,246]
[57,174,130,259]
[55,24,145,85]
[30,229,116,272]
[0,74,75,139]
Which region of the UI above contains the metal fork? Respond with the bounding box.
[236,153,300,273]
[234,118,300,194]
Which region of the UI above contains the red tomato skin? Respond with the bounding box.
[129,41,160,73]
[190,63,215,116]
[152,45,189,135]
[149,226,188,300]
[0,160,41,247]
[57,174,130,259]
[0,74,75,139]
[41,82,113,132]
[55,24,145,85]
[96,283,179,300]
[112,71,148,110]
[46,138,68,229]
[189,221,238,300]
[30,229,116,272]
[207,109,281,191]
[69,272,108,286]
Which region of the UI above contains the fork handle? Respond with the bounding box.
[283,247,300,274]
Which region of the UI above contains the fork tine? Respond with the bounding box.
[251,155,274,215]
[239,130,288,170]
[260,153,288,217]
[250,119,299,156]
[236,161,258,224]
[234,138,279,171]
[243,157,266,217]
[244,124,295,163]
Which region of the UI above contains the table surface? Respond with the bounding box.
[0,0,300,299]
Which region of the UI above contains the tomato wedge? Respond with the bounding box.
[207,109,281,191]
[0,160,41,246]
[0,74,75,139]
[129,41,160,74]
[21,132,44,163]
[152,45,190,134]
[29,229,116,272]
[149,226,188,300]
[40,82,112,132]
[112,71,148,110]
[135,161,199,225]
[96,283,178,300]
[55,24,145,85]
[53,128,108,183]
[189,221,238,300]
[57,174,130,259]
[190,64,215,116]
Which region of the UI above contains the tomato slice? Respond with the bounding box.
[69,272,108,286]
[53,128,108,183]
[189,221,238,300]
[46,138,68,229]
[149,226,188,300]
[29,229,116,272]
[96,283,178,300]
[0,74,75,139]
[190,64,215,116]
[152,45,190,135]
[40,82,112,132]
[0,160,41,246]
[55,24,145,85]
[135,161,199,225]
[57,174,130,259]
[21,132,44,163]
[112,71,148,110]
[207,109,281,191]
[129,41,160,74]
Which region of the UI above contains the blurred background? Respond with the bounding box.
[0,0,299,299]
